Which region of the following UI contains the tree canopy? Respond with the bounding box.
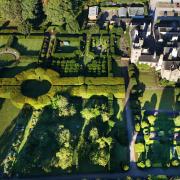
[43,0,79,32]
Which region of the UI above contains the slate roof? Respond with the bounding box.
[139,54,160,63]
[164,60,180,70]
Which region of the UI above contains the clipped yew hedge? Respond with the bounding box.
[71,85,125,99]
[85,77,124,85]
[0,68,125,109]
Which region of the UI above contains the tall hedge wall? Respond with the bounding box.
[0,68,125,109]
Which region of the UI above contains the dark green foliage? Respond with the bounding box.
[0,0,35,34]
[43,0,79,33]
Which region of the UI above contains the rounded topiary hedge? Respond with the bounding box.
[10,68,59,109]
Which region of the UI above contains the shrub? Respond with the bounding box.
[122,164,129,171]
[147,115,156,125]
[171,159,180,167]
[135,123,141,132]
[135,143,145,153]
[141,120,149,129]
[174,116,180,127]
[137,161,145,168]
[145,159,151,168]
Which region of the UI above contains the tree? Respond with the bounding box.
[81,108,100,121]
[52,147,73,170]
[96,137,113,149]
[89,128,99,142]
[171,159,180,167]
[101,112,110,122]
[88,24,100,34]
[56,126,71,146]
[0,0,32,34]
[21,0,38,20]
[90,148,110,167]
[0,0,11,20]
[52,95,68,109]
[43,0,79,32]
[122,164,129,171]
[51,95,76,117]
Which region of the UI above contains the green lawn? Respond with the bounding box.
[12,37,43,55]
[140,88,179,111]
[0,53,16,67]
[0,99,21,163]
[0,99,21,136]
[154,114,176,131]
[138,69,179,111]
[148,142,171,167]
[139,71,158,87]
[0,36,8,48]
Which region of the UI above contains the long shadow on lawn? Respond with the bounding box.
[0,121,16,162]
[0,63,38,78]
[13,107,59,176]
[143,93,157,110]
[149,86,176,167]
[0,98,5,110]
[12,37,40,56]
[0,114,19,163]
[158,86,175,111]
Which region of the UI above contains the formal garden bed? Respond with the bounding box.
[90,35,109,55]
[53,35,84,58]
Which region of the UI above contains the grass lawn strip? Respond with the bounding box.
[0,99,21,136]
